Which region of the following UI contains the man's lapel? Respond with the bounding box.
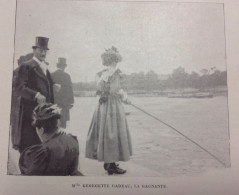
[46,69,54,85]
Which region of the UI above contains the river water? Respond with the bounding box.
[69,96,230,177]
[8,96,230,176]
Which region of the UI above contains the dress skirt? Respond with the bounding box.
[85,95,132,163]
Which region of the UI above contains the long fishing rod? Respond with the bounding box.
[130,103,227,167]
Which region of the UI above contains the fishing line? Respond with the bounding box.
[130,103,227,167]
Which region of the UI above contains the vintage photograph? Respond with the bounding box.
[7,0,230,177]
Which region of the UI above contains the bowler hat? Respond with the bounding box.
[32,37,49,50]
[57,57,67,68]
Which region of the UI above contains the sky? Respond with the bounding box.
[14,0,226,82]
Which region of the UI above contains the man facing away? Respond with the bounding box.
[12,36,60,153]
[51,58,74,129]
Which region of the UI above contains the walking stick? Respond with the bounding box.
[130,103,227,167]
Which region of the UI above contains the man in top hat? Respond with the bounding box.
[51,58,74,129]
[13,36,60,153]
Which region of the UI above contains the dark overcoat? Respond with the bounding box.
[11,59,54,152]
[51,69,74,127]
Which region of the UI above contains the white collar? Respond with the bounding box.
[33,56,45,65]
[97,67,118,84]
[33,56,48,75]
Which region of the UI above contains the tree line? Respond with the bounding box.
[72,67,227,92]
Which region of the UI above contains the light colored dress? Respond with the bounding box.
[85,67,132,163]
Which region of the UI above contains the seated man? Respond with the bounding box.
[19,103,83,176]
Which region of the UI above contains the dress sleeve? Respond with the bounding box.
[19,145,49,175]
[96,72,110,95]
[115,70,131,103]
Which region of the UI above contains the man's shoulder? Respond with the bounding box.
[52,70,71,79]
[52,69,67,75]
[21,59,37,68]
[64,72,71,77]
[51,70,59,76]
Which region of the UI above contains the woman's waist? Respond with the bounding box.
[96,91,121,98]
[97,91,122,104]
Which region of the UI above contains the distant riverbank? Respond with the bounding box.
[73,86,228,98]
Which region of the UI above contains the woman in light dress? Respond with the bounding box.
[85,46,132,175]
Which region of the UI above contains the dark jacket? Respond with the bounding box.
[19,131,82,176]
[51,69,74,106]
[11,59,54,151]
[51,69,74,122]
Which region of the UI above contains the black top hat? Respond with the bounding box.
[32,37,49,50]
[57,57,67,68]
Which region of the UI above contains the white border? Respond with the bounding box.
[0,0,239,194]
